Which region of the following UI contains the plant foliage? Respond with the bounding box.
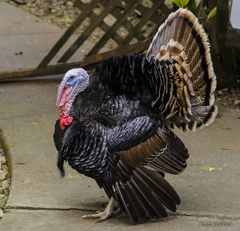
[171,0,190,8]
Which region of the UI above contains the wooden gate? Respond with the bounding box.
[0,0,174,82]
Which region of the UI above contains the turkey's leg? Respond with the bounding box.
[82,197,120,222]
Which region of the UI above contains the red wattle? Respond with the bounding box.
[59,114,73,130]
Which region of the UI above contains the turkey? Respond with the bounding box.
[54,8,217,224]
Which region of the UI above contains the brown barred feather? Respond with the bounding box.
[117,125,188,175]
[147,8,217,131]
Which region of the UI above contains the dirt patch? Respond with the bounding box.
[216,88,240,110]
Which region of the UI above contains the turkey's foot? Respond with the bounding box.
[82,197,119,222]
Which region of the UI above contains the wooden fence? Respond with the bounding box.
[0,0,174,82]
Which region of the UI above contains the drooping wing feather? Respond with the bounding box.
[107,116,188,175]
[102,115,188,223]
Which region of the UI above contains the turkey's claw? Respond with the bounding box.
[82,197,119,222]
[82,210,112,222]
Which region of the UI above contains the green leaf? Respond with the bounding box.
[206,7,217,23]
[181,0,190,8]
[185,2,198,15]
[3,182,9,189]
[63,16,72,23]
[171,0,190,8]
[171,0,182,8]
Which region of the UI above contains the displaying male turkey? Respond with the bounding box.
[54,8,217,224]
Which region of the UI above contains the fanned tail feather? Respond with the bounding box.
[147,8,217,131]
[106,155,181,224]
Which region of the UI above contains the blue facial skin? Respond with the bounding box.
[66,75,78,87]
[56,68,90,110]
[65,69,89,92]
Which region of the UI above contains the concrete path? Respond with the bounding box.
[0,0,103,72]
[0,1,240,230]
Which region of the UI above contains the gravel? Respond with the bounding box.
[0,144,10,219]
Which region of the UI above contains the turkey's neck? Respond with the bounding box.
[58,88,76,130]
[59,105,72,130]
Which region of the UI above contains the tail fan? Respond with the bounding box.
[146,8,217,131]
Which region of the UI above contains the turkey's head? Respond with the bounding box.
[56,68,89,130]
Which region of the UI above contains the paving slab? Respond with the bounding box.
[1,77,240,230]
[0,81,108,211]
[0,1,107,72]
[1,209,239,231]
[166,107,240,216]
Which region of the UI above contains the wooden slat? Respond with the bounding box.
[0,37,152,82]
[58,0,119,63]
[0,62,82,82]
[94,0,142,44]
[110,0,142,35]
[37,0,101,68]
[121,0,164,46]
[72,0,86,9]
[81,36,152,67]
[100,0,145,43]
[128,2,160,42]
[144,5,174,38]
[73,0,145,46]
[73,0,124,45]
[109,7,143,43]
[110,0,147,42]
[86,0,143,57]
[233,47,240,60]
[150,4,174,25]
[226,28,240,48]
